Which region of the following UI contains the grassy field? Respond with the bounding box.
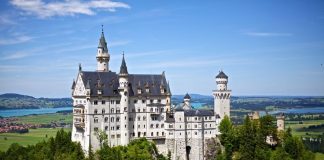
[315,152,324,160]
[0,128,71,151]
[13,113,72,124]
[286,120,324,137]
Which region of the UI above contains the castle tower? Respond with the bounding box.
[96,26,110,72]
[213,71,231,120]
[118,54,130,145]
[183,93,192,110]
[276,113,285,131]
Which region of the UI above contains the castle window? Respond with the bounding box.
[150,124,154,128]
[137,116,140,121]
[195,132,197,135]
[161,124,164,128]
[179,125,181,129]
[195,117,197,120]
[94,100,98,105]
[205,117,207,120]
[116,100,120,104]
[157,132,159,136]
[105,126,108,131]
[158,99,161,103]
[138,132,141,137]
[169,132,173,135]
[194,125,197,128]
[209,116,212,120]
[143,108,146,112]
[179,133,181,136]
[134,99,137,103]
[116,125,120,130]
[111,108,114,113]
[102,100,105,104]
[102,109,105,114]
[94,127,98,131]
[111,126,114,130]
[94,109,98,114]
[179,118,181,121]
[156,124,159,128]
[162,132,164,136]
[150,108,153,112]
[110,100,114,104]
[116,117,120,122]
[169,124,173,128]
[150,99,154,103]
[104,117,108,123]
[138,109,140,112]
[210,124,212,127]
[117,134,120,138]
[111,117,114,122]
[151,132,153,136]
[142,99,145,103]
[143,116,146,120]
[144,132,146,136]
[138,125,140,128]
[116,109,120,113]
[144,125,146,128]
[111,135,115,139]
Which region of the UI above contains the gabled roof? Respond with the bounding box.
[216,71,228,79]
[78,71,170,97]
[184,109,214,116]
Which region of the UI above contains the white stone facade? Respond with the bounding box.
[71,31,231,160]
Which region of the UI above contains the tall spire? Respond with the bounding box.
[98,25,108,52]
[119,52,128,74]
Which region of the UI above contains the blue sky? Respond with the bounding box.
[0,0,324,98]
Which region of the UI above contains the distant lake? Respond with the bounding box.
[269,107,324,114]
[0,107,72,117]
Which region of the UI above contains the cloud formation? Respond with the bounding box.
[244,32,293,37]
[0,35,33,45]
[10,0,130,18]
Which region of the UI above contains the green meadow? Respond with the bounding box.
[286,119,324,137]
[0,128,71,151]
[13,113,72,124]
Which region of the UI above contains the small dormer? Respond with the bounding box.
[137,88,142,94]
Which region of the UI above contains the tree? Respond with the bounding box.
[95,130,108,148]
[238,116,257,160]
[219,115,235,160]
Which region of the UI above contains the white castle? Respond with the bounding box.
[71,29,231,160]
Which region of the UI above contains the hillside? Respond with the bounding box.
[0,93,72,109]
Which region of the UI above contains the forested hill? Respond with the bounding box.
[0,93,72,109]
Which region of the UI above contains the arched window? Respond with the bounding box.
[143,116,146,120]
[116,117,120,122]
[102,109,105,114]
[111,108,114,113]
[94,118,98,123]
[111,117,114,122]
[94,109,98,114]
[104,117,108,123]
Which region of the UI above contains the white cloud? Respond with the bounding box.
[10,0,130,18]
[0,15,17,25]
[0,35,33,45]
[244,32,293,37]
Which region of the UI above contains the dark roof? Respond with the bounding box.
[78,71,171,97]
[184,93,191,99]
[216,71,228,79]
[71,80,76,89]
[119,55,128,74]
[184,109,214,116]
[98,31,108,52]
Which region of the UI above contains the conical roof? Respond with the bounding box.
[119,54,128,74]
[216,71,228,79]
[98,30,108,52]
[184,93,191,99]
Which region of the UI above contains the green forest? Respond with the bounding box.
[216,115,315,160]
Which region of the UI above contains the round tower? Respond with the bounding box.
[118,54,129,145]
[96,26,110,72]
[276,113,285,131]
[213,71,231,121]
[216,71,228,91]
[183,93,191,110]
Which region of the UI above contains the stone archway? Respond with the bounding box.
[186,146,191,160]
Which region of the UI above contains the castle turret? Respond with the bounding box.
[276,113,285,131]
[183,93,192,110]
[213,71,231,121]
[96,26,110,72]
[118,54,129,145]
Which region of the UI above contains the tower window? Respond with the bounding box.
[94,101,98,105]
[102,100,105,104]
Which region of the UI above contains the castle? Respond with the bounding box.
[71,29,231,160]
